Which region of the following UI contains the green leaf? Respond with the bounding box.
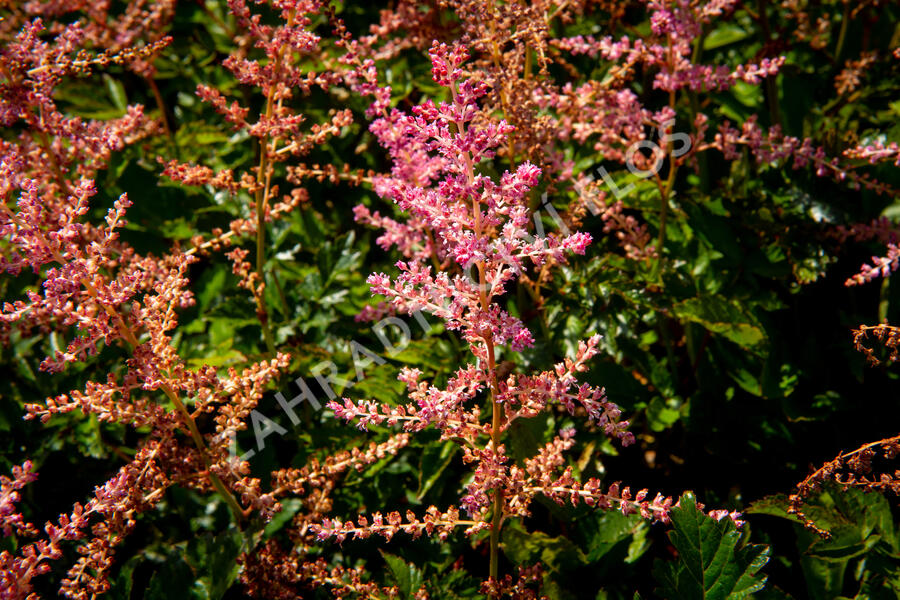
[264,498,302,539]
[627,522,652,564]
[502,520,588,573]
[584,510,647,563]
[145,554,196,600]
[74,414,107,459]
[703,25,751,50]
[416,440,457,500]
[745,494,799,523]
[201,530,242,599]
[654,492,770,599]
[195,267,228,314]
[103,74,128,113]
[184,529,243,600]
[105,556,138,600]
[672,297,766,348]
[646,396,683,432]
[748,487,898,552]
[507,413,552,463]
[748,487,900,600]
[381,551,424,599]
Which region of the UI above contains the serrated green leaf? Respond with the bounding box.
[654,492,770,599]
[381,551,424,599]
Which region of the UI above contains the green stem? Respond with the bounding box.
[161,385,246,524]
[653,37,680,282]
[834,3,851,63]
[255,195,276,355]
[652,163,678,282]
[756,0,781,126]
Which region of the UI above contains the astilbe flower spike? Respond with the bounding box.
[845,139,900,166]
[318,41,694,592]
[0,461,38,539]
[235,434,413,597]
[789,434,900,538]
[160,0,367,354]
[0,7,310,595]
[0,171,294,597]
[361,0,899,301]
[240,539,431,599]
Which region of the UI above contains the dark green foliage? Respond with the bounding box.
[2,0,900,598]
[654,493,770,599]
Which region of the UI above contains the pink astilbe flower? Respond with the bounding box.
[834,217,900,287]
[845,243,900,287]
[229,434,413,598]
[0,17,162,185]
[0,443,172,599]
[555,0,784,94]
[240,539,431,599]
[548,0,785,164]
[359,44,592,356]
[552,13,891,198]
[11,0,177,79]
[845,139,900,166]
[499,335,635,444]
[507,430,675,522]
[0,179,159,372]
[161,0,360,246]
[480,564,545,599]
[353,204,439,264]
[319,41,664,589]
[0,462,38,538]
[833,216,899,246]
[572,175,657,262]
[0,9,301,589]
[835,51,878,95]
[315,505,486,543]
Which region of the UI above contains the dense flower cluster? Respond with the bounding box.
[2,0,898,598]
[0,4,296,597]
[159,0,361,354]
[320,40,749,588]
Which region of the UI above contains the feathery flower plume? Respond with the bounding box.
[319,41,692,591]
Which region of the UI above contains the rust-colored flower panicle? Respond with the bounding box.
[852,323,900,365]
[789,434,900,537]
[0,4,300,596]
[159,0,364,354]
[4,1,895,598]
